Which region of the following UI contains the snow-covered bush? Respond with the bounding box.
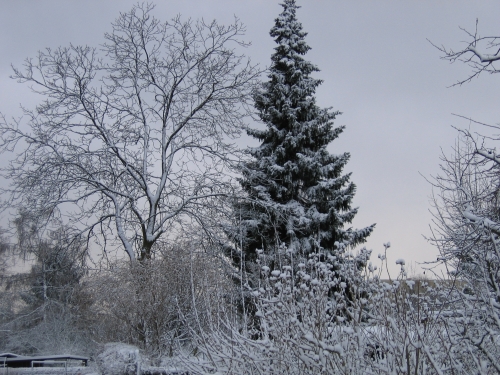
[250,249,374,374]
[363,246,500,374]
[366,263,459,374]
[177,246,374,374]
[175,239,500,375]
[89,242,234,360]
[96,343,141,375]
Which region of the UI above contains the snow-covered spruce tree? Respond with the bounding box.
[229,0,374,289]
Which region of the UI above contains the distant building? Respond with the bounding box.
[0,353,88,368]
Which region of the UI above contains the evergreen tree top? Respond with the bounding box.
[271,0,310,56]
[252,0,336,160]
[231,0,374,273]
[262,0,321,109]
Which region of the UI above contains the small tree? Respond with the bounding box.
[0,213,91,355]
[228,0,374,289]
[0,3,258,263]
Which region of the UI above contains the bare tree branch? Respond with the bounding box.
[429,19,500,86]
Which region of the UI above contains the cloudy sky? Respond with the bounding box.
[1,0,499,276]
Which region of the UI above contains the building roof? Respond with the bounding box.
[0,354,88,368]
[0,353,20,358]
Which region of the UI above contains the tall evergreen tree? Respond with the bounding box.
[230,0,374,287]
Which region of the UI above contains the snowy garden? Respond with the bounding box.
[0,1,499,374]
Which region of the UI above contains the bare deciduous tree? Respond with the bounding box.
[424,19,500,373]
[428,135,500,373]
[0,3,259,262]
[430,135,500,269]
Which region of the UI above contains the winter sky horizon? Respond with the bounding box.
[1,0,500,277]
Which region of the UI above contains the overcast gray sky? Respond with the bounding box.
[1,0,499,276]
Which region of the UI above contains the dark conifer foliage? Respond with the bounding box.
[231,0,374,285]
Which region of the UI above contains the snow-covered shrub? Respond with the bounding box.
[249,249,374,374]
[178,247,374,374]
[96,342,141,375]
[365,246,500,375]
[366,263,454,374]
[178,240,499,375]
[90,243,234,360]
